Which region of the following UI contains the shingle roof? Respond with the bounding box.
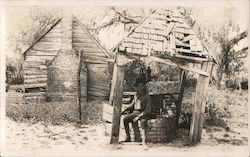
[111,8,215,62]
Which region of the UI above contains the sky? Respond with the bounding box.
[2,1,249,59]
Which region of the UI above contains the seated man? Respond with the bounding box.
[121,83,151,144]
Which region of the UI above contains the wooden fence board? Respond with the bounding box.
[24,74,47,79]
[88,90,108,97]
[25,56,54,62]
[80,51,106,57]
[25,82,47,89]
[89,86,109,92]
[72,38,95,43]
[73,42,100,49]
[24,77,47,84]
[24,69,47,75]
[27,50,59,56]
[40,37,62,43]
[45,32,61,38]
[32,42,61,50]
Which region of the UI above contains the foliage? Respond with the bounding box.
[6,63,24,85]
[124,59,144,91]
[20,7,60,46]
[216,29,248,84]
[204,86,236,128]
[179,86,247,130]
[178,7,196,27]
[123,59,182,91]
[6,7,61,86]
[180,7,248,88]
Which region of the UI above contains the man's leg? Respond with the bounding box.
[132,121,141,142]
[123,112,138,142]
[140,119,148,144]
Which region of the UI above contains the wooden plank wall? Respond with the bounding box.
[24,22,62,91]
[72,21,107,57]
[72,20,110,99]
[87,63,110,99]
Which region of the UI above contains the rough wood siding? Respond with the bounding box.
[72,20,110,100]
[24,23,62,91]
[87,63,110,100]
[72,21,106,57]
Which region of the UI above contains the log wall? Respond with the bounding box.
[24,22,63,92]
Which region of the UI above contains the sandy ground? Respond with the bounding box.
[2,117,249,157]
[2,87,249,156]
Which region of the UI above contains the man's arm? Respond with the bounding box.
[121,98,135,114]
[143,95,151,116]
[133,95,151,122]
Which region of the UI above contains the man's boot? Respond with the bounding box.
[125,135,131,142]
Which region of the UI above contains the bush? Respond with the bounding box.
[204,86,233,128]
[6,100,104,125]
[6,64,24,85]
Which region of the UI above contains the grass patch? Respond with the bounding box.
[6,100,105,125]
[204,86,248,129]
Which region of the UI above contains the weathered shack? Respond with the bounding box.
[108,8,215,144]
[22,13,111,102]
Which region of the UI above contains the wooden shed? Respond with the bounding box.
[108,8,215,144]
[22,14,111,102]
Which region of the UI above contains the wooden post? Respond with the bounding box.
[77,50,83,123]
[110,53,125,144]
[109,48,119,105]
[175,70,187,128]
[86,63,89,102]
[189,62,209,144]
[109,59,118,105]
[209,62,214,83]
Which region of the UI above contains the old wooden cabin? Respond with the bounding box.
[22,13,111,102]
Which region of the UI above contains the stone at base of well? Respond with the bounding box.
[146,116,176,143]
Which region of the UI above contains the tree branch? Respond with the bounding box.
[229,31,248,48]
[93,7,142,33]
[110,7,141,24]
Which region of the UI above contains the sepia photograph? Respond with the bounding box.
[0,0,249,156]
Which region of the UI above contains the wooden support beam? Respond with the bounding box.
[109,52,118,105]
[189,62,210,144]
[175,70,187,128]
[173,54,209,62]
[110,54,125,143]
[148,56,209,76]
[77,50,83,123]
[82,55,115,63]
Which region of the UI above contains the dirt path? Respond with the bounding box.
[3,117,248,156]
